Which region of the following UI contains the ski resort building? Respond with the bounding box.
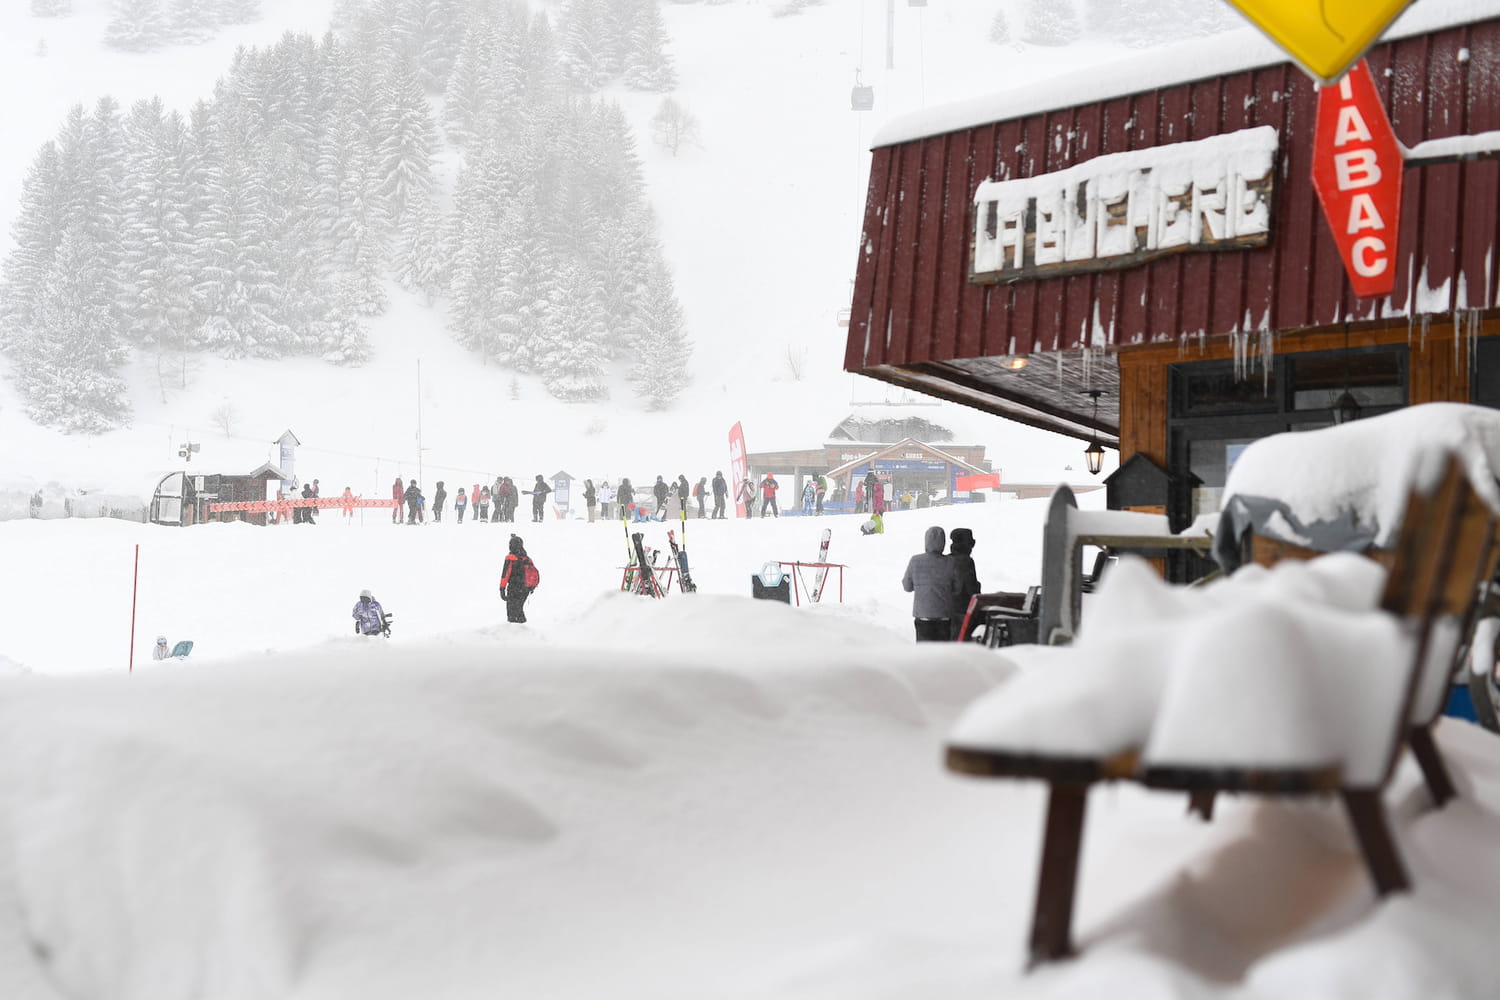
[844,4,1500,571]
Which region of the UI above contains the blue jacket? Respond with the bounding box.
[353,598,385,635]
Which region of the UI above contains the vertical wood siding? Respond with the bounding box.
[848,20,1500,372]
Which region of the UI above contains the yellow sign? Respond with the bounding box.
[1223,0,1416,83]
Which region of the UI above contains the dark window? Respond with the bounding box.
[1163,343,1408,579]
[1473,337,1500,410]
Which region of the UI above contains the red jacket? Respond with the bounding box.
[392,478,403,501]
[761,477,778,498]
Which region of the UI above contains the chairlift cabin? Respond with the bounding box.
[851,82,874,112]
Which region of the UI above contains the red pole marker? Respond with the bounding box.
[128,544,139,673]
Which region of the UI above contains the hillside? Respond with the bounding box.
[0,1,1248,505]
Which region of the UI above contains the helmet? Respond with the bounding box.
[155,635,167,643]
[359,589,373,600]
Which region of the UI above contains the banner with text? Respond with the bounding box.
[728,422,749,518]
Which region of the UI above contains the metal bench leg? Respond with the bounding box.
[1407,724,1456,807]
[1028,781,1088,968]
[1340,789,1411,896]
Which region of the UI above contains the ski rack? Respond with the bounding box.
[774,561,848,606]
[619,562,685,595]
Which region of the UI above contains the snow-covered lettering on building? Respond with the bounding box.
[970,126,1279,283]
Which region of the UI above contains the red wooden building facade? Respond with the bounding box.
[846,8,1500,533]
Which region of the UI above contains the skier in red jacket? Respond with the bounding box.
[391,477,403,524]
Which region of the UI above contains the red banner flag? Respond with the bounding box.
[728,422,749,518]
[1311,59,1403,299]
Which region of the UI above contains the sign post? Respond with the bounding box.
[1222,0,1416,84]
[1311,60,1403,298]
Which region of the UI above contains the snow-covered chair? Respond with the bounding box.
[945,454,1499,967]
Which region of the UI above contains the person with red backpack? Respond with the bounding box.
[499,534,539,624]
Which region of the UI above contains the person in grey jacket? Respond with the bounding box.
[902,525,958,642]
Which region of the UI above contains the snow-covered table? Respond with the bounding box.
[946,454,1499,967]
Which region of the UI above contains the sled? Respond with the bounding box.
[169,640,193,658]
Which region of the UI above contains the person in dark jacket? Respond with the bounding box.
[584,479,597,522]
[499,534,535,623]
[948,527,983,640]
[478,484,491,522]
[300,482,315,524]
[618,478,635,516]
[711,472,728,519]
[902,526,958,642]
[404,481,423,524]
[526,475,552,522]
[432,481,447,522]
[454,485,468,523]
[676,475,692,518]
[652,476,669,516]
[693,476,708,519]
[504,477,519,521]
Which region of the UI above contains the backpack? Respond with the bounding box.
[522,557,540,589]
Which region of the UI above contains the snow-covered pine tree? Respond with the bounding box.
[376,61,438,242]
[0,142,66,348]
[559,0,612,92]
[988,10,1010,45]
[168,0,216,43]
[415,0,466,93]
[30,0,74,15]
[214,0,260,25]
[623,0,676,92]
[313,281,371,365]
[537,263,609,401]
[193,107,284,357]
[104,0,171,51]
[393,192,447,303]
[120,98,196,357]
[627,259,689,409]
[1022,0,1080,47]
[15,226,132,433]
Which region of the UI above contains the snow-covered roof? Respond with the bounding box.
[873,0,1500,149]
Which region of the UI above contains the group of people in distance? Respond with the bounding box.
[901,526,982,643]
[383,476,556,526]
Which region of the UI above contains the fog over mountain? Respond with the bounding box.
[0,0,1242,503]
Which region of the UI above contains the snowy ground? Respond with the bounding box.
[3,504,1500,999]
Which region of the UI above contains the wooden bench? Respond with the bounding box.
[944,454,1499,968]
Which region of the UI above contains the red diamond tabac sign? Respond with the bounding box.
[1311,59,1404,298]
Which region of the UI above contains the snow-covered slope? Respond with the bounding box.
[0,0,1130,505]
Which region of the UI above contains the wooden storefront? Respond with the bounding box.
[845,6,1500,551]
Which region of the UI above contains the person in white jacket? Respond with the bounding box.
[597,480,614,521]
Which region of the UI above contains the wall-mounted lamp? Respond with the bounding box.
[997,355,1029,371]
[1082,390,1105,476]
